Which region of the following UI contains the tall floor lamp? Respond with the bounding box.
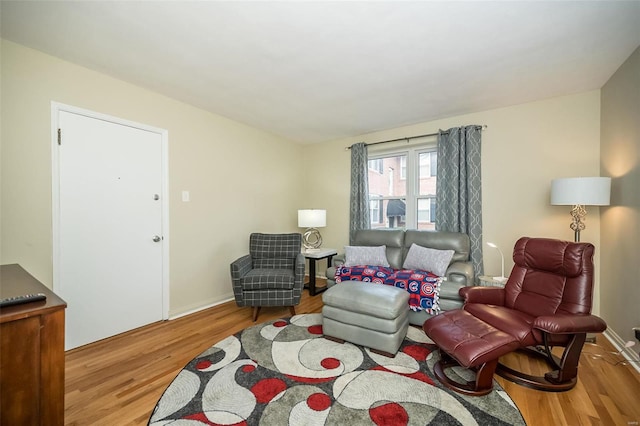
[550,177,611,242]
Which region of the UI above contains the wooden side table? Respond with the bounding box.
[302,248,337,296]
[0,264,67,426]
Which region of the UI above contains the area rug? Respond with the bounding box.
[148,313,525,425]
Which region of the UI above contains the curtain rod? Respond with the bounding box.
[346,124,487,150]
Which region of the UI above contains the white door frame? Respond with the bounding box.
[51,101,170,320]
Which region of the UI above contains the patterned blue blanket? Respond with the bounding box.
[334,265,442,315]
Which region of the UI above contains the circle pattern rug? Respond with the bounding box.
[148,313,525,425]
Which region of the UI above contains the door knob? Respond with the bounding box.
[153,235,162,242]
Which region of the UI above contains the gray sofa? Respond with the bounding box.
[326,229,474,326]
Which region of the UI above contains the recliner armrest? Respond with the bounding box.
[459,286,505,306]
[534,314,607,334]
[446,261,474,286]
[230,254,252,280]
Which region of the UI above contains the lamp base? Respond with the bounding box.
[569,204,587,242]
[302,228,322,249]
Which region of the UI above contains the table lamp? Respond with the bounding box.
[298,209,326,250]
[486,242,508,283]
[550,177,611,242]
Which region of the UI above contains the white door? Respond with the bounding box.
[54,106,168,350]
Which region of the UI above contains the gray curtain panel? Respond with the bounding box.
[435,126,484,279]
[349,142,370,244]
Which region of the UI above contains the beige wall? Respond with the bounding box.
[302,91,604,313]
[1,38,613,324]
[0,40,304,316]
[600,46,640,344]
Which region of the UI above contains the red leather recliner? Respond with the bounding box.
[423,237,607,395]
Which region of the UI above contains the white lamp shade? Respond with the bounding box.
[298,209,326,228]
[550,177,611,206]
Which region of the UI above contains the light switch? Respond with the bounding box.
[182,190,190,202]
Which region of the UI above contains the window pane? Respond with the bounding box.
[370,198,406,229]
[417,198,435,230]
[368,159,383,174]
[418,152,437,196]
[419,153,429,177]
[370,197,382,225]
[368,155,407,197]
[430,152,437,177]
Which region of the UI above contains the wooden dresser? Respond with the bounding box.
[0,264,67,426]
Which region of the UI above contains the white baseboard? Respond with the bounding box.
[169,296,235,320]
[305,274,328,279]
[602,328,640,374]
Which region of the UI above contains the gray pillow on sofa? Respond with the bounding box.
[403,243,454,276]
[343,245,390,267]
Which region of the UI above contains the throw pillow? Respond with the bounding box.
[402,243,454,276]
[343,245,390,267]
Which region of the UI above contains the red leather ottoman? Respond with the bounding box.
[423,309,520,396]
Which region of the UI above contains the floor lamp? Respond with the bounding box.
[550,177,611,242]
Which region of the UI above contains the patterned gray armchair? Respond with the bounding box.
[230,233,305,321]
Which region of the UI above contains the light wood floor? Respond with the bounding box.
[65,286,640,425]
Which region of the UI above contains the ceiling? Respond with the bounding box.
[2,1,639,144]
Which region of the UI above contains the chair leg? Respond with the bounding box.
[433,350,498,396]
[289,306,296,317]
[433,350,497,396]
[370,348,397,358]
[252,307,261,322]
[324,335,345,345]
[547,333,584,384]
[496,333,586,392]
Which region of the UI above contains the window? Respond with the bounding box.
[367,146,437,230]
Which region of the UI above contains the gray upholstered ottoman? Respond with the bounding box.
[322,281,410,357]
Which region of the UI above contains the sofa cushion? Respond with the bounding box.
[343,245,390,267]
[242,269,295,290]
[402,243,454,276]
[404,230,470,264]
[352,229,405,268]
